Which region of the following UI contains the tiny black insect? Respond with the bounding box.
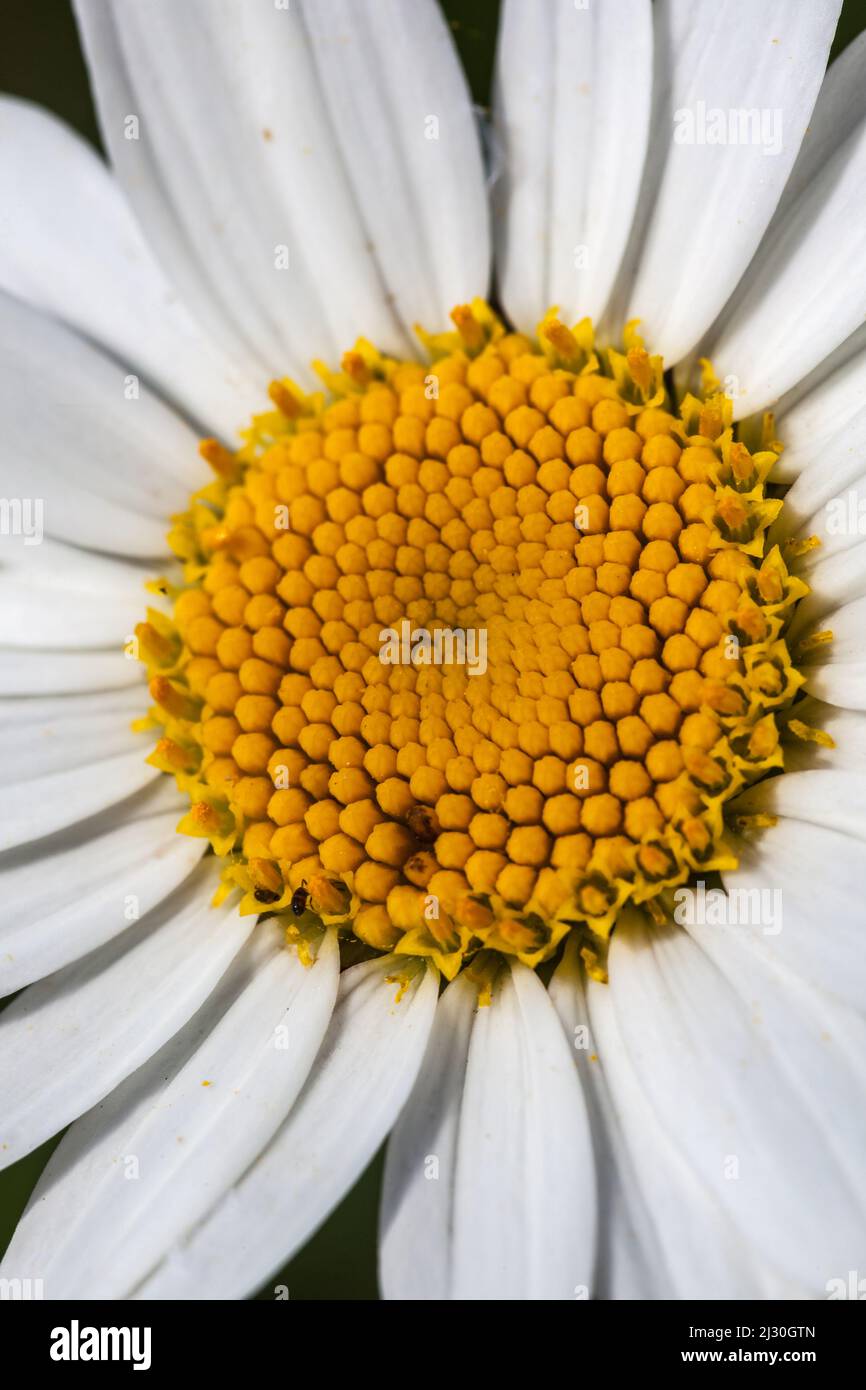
[406,804,439,842]
[253,887,281,905]
[290,880,310,916]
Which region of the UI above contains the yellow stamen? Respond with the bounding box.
[135,620,176,668]
[149,675,200,721]
[787,719,835,749]
[248,857,284,902]
[729,442,754,484]
[797,629,833,653]
[268,379,302,419]
[148,736,199,774]
[734,812,779,831]
[540,317,579,359]
[450,304,484,352]
[698,403,724,440]
[785,535,821,559]
[626,346,652,394]
[198,437,237,478]
[341,351,371,386]
[308,875,352,916]
[192,801,223,831]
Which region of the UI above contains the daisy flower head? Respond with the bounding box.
[1,0,866,1302]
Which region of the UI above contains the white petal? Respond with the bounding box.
[770,345,866,557]
[722,815,866,1010]
[489,2,549,332]
[135,954,438,1299]
[788,545,866,638]
[548,944,666,1299]
[0,687,158,853]
[493,0,652,332]
[687,33,866,404]
[772,318,866,418]
[733,765,866,839]
[0,800,203,997]
[789,505,866,575]
[0,96,264,439]
[0,292,203,557]
[802,657,866,711]
[778,488,866,590]
[774,30,866,202]
[0,680,143,721]
[0,683,144,726]
[688,862,866,1044]
[804,592,866,661]
[681,913,866,1239]
[773,342,866,488]
[0,584,144,651]
[620,0,839,364]
[797,589,866,681]
[0,684,147,785]
[74,0,457,380]
[786,489,866,570]
[1,926,339,1298]
[767,350,866,556]
[586,954,784,1297]
[0,748,159,854]
[705,40,866,417]
[0,535,150,597]
[381,959,595,1300]
[0,539,152,650]
[609,914,862,1289]
[302,0,489,337]
[782,697,866,773]
[0,649,141,696]
[0,866,251,1170]
[379,970,474,1301]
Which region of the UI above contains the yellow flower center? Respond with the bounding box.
[137,304,810,980]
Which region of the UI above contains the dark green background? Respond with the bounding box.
[0,0,863,1301]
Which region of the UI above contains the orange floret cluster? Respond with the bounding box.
[137,307,807,979]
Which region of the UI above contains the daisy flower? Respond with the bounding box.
[1,0,865,1301]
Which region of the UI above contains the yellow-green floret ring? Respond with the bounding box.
[136,303,810,982]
